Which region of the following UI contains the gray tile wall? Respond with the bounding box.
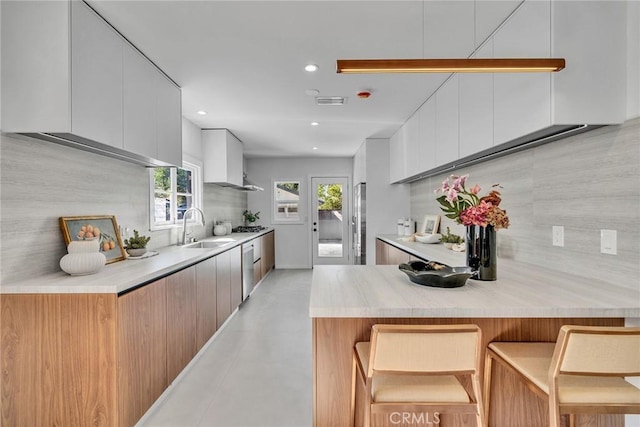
[410,118,640,289]
[0,133,246,284]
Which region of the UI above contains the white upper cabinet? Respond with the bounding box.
[493,0,551,145]
[1,0,182,167]
[123,44,156,157]
[389,126,407,184]
[418,98,437,173]
[203,129,244,187]
[423,1,475,57]
[459,40,494,159]
[71,0,124,149]
[403,111,422,178]
[435,75,459,166]
[156,73,183,166]
[474,0,522,47]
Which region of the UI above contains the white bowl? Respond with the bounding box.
[415,233,441,244]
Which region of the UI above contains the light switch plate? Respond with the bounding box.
[600,229,617,255]
[552,226,564,247]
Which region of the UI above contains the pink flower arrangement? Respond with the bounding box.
[434,175,510,229]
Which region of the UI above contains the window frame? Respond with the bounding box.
[272,179,303,224]
[149,161,202,230]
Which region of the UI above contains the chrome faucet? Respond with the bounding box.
[180,207,206,245]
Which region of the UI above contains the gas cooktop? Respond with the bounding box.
[232,225,267,233]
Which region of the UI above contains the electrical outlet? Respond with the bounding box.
[552,226,564,247]
[600,229,617,255]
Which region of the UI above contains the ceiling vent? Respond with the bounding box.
[315,96,348,106]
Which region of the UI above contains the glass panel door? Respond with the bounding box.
[312,177,349,265]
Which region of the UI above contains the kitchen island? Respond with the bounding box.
[310,250,640,426]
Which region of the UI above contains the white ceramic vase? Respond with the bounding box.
[60,239,106,276]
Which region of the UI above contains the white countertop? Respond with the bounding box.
[1,229,272,294]
[308,235,640,318]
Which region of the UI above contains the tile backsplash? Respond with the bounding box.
[0,132,246,284]
[410,118,640,289]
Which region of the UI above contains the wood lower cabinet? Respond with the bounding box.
[230,246,242,310]
[0,246,247,426]
[261,231,275,277]
[196,257,217,350]
[117,279,167,427]
[1,293,118,427]
[166,266,197,384]
[376,239,414,265]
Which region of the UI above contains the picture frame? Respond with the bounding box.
[419,214,441,235]
[59,215,126,264]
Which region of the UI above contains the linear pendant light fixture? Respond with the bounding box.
[336,58,565,74]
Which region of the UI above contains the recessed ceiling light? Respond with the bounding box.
[312,147,319,150]
[311,122,319,126]
[305,64,319,72]
[305,89,320,96]
[197,110,207,115]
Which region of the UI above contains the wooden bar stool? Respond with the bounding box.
[484,325,640,427]
[351,324,485,427]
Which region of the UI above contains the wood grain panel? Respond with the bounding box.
[196,257,217,350]
[254,259,262,287]
[314,317,623,427]
[117,279,167,427]
[230,245,243,311]
[216,250,232,328]
[1,293,117,427]
[166,266,197,383]
[261,231,275,274]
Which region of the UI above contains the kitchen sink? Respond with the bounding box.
[181,241,230,249]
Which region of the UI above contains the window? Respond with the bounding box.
[273,180,301,223]
[150,161,201,229]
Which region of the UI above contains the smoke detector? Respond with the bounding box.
[315,96,348,106]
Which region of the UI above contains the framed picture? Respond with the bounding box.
[419,214,441,235]
[59,215,126,264]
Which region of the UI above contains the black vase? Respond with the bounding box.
[466,225,497,281]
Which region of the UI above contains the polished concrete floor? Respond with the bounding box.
[139,269,313,427]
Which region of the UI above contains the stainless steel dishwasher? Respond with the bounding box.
[242,243,255,301]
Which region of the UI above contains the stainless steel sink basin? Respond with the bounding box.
[181,241,229,249]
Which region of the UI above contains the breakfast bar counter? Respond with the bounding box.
[309,262,639,427]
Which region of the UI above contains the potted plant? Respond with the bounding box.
[124,229,151,257]
[242,210,260,226]
[440,227,464,249]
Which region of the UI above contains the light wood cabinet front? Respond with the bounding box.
[230,246,243,312]
[117,279,167,427]
[166,266,197,384]
[216,250,232,328]
[376,239,412,265]
[1,293,118,427]
[261,231,275,276]
[196,257,217,350]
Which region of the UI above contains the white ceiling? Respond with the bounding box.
[88,0,519,158]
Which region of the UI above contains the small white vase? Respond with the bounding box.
[60,252,106,276]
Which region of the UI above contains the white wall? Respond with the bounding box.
[627,0,640,119]
[245,157,352,268]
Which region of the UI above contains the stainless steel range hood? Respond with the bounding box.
[241,173,264,191]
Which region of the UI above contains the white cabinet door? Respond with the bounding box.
[459,40,494,158]
[225,132,244,187]
[123,44,156,158]
[435,75,459,166]
[403,111,421,178]
[71,1,123,148]
[474,0,522,47]
[388,126,407,184]
[418,98,436,173]
[493,0,551,145]
[156,74,183,166]
[423,0,475,57]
